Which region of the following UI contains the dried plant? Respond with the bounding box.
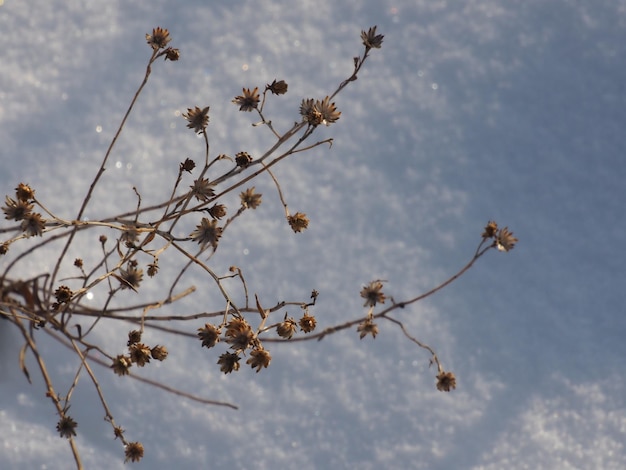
[0,26,517,468]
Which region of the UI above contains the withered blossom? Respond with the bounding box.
[247,348,271,372]
[127,330,142,346]
[147,261,159,277]
[197,323,221,348]
[288,212,309,233]
[235,151,253,168]
[0,242,9,255]
[360,280,386,307]
[180,158,196,173]
[118,265,143,290]
[207,203,227,220]
[124,442,144,463]
[266,79,288,95]
[232,87,260,112]
[299,312,317,333]
[15,183,35,202]
[3,196,33,221]
[163,47,180,61]
[150,345,168,361]
[277,317,297,339]
[21,212,45,237]
[300,97,341,126]
[120,226,139,246]
[218,352,241,374]
[482,220,498,239]
[240,187,262,209]
[56,416,78,439]
[224,318,255,352]
[190,177,215,202]
[190,217,222,249]
[183,106,210,134]
[111,355,132,376]
[129,343,151,367]
[146,27,171,50]
[54,285,73,305]
[73,258,83,268]
[357,318,379,339]
[361,26,384,49]
[496,227,518,252]
[436,371,457,392]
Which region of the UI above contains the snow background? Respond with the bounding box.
[1,0,625,469]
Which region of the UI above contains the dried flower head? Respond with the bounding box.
[247,348,271,372]
[197,323,221,349]
[482,220,498,239]
[299,312,317,333]
[301,97,341,126]
[235,151,253,168]
[3,196,33,221]
[436,371,457,392]
[124,442,144,463]
[111,355,132,376]
[73,258,83,269]
[240,187,262,209]
[224,318,255,352]
[120,226,139,246]
[360,280,386,307]
[54,285,73,305]
[15,183,35,202]
[147,261,159,277]
[361,26,384,49]
[118,265,143,290]
[163,47,180,61]
[496,227,518,252]
[180,158,196,173]
[99,234,107,245]
[190,217,222,249]
[288,212,309,233]
[277,317,297,339]
[183,106,210,134]
[357,318,379,339]
[127,330,142,346]
[218,352,241,374]
[151,345,168,361]
[129,343,151,367]
[266,79,288,95]
[0,242,9,255]
[146,27,171,50]
[190,177,215,202]
[207,203,227,220]
[56,416,77,439]
[232,87,260,112]
[21,212,45,237]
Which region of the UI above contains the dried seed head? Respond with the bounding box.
[235,151,253,168]
[197,323,221,349]
[224,318,255,352]
[15,183,35,202]
[183,106,210,134]
[0,242,9,255]
[73,258,83,268]
[300,97,340,126]
[129,343,151,367]
[218,352,241,374]
[151,345,168,361]
[299,312,317,333]
[247,348,271,372]
[127,330,142,346]
[190,217,222,249]
[120,226,139,246]
[288,212,309,233]
[496,227,518,252]
[21,212,45,237]
[240,187,262,209]
[482,220,498,239]
[266,79,288,95]
[147,261,159,277]
[111,355,132,376]
[163,47,180,61]
[361,26,384,49]
[232,87,260,112]
[277,317,297,339]
[56,415,78,439]
[54,285,73,305]
[124,442,144,463]
[436,371,457,392]
[360,280,386,307]
[180,158,196,173]
[3,196,33,221]
[357,318,379,339]
[99,234,107,245]
[190,177,215,202]
[207,203,227,220]
[146,27,171,50]
[118,265,143,290]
